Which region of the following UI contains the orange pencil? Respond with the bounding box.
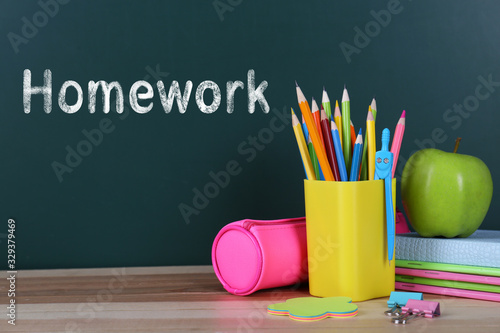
[311,98,325,148]
[295,82,334,181]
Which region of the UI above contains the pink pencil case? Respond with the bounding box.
[212,217,308,296]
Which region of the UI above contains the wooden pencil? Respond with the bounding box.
[360,105,373,181]
[350,120,356,154]
[291,108,316,180]
[366,110,376,180]
[350,129,363,181]
[320,106,340,181]
[307,135,321,180]
[322,87,332,120]
[334,100,342,148]
[295,82,334,181]
[342,86,351,174]
[390,110,406,177]
[311,97,325,148]
[330,120,348,181]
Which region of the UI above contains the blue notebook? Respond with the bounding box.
[395,230,500,268]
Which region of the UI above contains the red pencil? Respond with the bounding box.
[350,120,356,155]
[320,106,340,181]
[390,110,406,177]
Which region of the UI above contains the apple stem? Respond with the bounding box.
[453,137,462,153]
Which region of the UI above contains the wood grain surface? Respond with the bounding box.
[1,266,500,332]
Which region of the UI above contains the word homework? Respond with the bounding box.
[23,69,270,114]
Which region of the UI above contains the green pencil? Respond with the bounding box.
[307,136,321,180]
[341,86,351,174]
[322,87,332,121]
[370,97,377,119]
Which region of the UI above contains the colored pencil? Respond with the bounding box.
[350,120,356,154]
[370,97,377,120]
[360,105,376,181]
[304,112,325,181]
[334,100,342,147]
[366,110,376,180]
[390,110,406,178]
[322,87,332,121]
[320,106,340,181]
[350,129,363,181]
[330,120,348,181]
[311,97,325,148]
[341,86,351,174]
[307,136,321,180]
[292,108,316,180]
[369,97,378,179]
[301,114,309,142]
[295,82,334,181]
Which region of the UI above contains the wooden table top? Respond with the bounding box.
[1,265,500,332]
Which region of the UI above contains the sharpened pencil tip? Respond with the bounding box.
[370,97,377,111]
[295,80,298,87]
[402,110,406,118]
[320,106,327,120]
[367,110,374,121]
[330,119,338,130]
[323,86,325,91]
[342,88,350,102]
[356,131,363,144]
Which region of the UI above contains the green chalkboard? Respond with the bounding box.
[1,0,499,269]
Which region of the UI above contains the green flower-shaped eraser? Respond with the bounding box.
[267,296,358,321]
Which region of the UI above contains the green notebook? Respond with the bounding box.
[396,260,500,277]
[396,275,500,293]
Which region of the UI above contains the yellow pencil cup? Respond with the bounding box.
[304,179,396,302]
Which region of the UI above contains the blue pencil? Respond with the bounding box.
[349,129,363,181]
[330,120,348,181]
[301,114,309,142]
[304,114,325,180]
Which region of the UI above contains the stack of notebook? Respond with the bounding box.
[395,230,500,302]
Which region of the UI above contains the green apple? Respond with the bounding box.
[401,148,493,238]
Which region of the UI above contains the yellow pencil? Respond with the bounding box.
[295,82,334,181]
[291,108,316,180]
[360,105,372,181]
[366,110,376,180]
[334,100,342,147]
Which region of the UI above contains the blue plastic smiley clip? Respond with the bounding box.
[374,128,395,263]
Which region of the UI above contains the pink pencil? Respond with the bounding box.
[390,110,406,177]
